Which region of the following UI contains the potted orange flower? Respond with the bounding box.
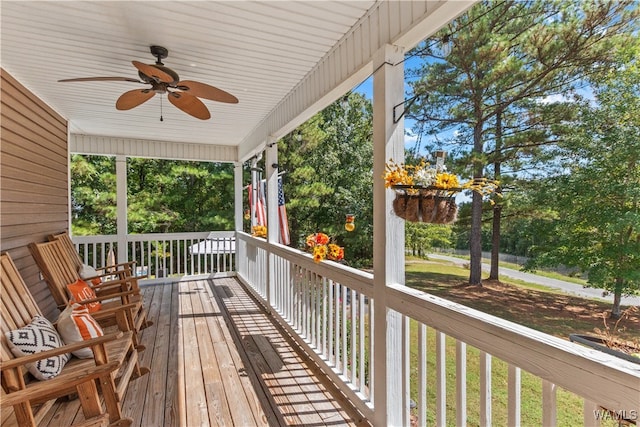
[305,232,344,263]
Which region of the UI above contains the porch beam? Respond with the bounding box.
[372,43,405,427]
[70,134,237,163]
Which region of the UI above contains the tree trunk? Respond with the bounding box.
[469,120,485,286]
[489,105,503,281]
[469,191,484,285]
[611,277,623,319]
[489,204,502,280]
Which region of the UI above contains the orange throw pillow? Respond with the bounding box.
[56,304,104,358]
[66,278,102,313]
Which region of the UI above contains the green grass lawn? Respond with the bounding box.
[407,327,588,426]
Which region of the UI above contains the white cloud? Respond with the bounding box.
[404,128,418,147]
[537,93,568,104]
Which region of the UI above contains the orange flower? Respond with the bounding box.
[315,233,330,245]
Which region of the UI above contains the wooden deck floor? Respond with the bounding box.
[20,277,368,426]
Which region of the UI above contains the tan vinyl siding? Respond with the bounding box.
[1,68,68,320]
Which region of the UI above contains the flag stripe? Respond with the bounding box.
[256,180,267,226]
[278,177,290,245]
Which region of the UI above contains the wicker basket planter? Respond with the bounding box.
[392,186,458,224]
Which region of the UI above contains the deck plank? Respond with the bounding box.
[179,280,210,426]
[189,280,235,426]
[12,277,366,427]
[138,280,172,427]
[203,282,279,427]
[166,278,182,427]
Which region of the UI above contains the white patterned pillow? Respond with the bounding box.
[6,315,70,380]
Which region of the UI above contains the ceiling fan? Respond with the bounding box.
[58,45,238,120]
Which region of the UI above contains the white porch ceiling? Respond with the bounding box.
[1,1,473,161]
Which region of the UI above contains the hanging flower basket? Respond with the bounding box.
[392,185,458,224]
[383,158,500,224]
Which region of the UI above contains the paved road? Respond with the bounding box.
[428,253,640,306]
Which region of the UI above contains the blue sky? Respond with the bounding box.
[353,55,424,154]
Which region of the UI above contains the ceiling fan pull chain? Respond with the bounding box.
[160,96,164,122]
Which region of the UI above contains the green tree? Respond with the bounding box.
[278,92,374,266]
[407,0,638,285]
[127,159,234,233]
[70,155,117,235]
[406,223,453,258]
[71,156,234,235]
[527,43,640,317]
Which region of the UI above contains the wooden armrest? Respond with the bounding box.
[75,289,137,306]
[1,332,124,371]
[1,360,120,407]
[90,281,128,293]
[90,277,132,289]
[92,276,143,292]
[90,302,139,321]
[95,261,136,272]
[86,267,146,280]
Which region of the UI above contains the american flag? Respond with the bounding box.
[278,177,290,245]
[248,182,267,226]
[255,180,267,226]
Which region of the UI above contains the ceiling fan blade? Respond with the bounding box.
[167,92,211,120]
[58,77,144,83]
[177,80,239,103]
[116,89,156,110]
[132,61,174,83]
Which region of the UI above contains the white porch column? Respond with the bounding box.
[265,139,279,307]
[234,161,244,268]
[234,162,244,232]
[372,43,406,426]
[115,155,128,264]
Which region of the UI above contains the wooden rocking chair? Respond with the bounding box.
[47,232,151,328]
[1,252,146,427]
[28,240,148,351]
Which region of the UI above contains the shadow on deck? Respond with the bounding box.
[37,277,369,426]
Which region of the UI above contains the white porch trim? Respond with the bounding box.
[70,134,237,162]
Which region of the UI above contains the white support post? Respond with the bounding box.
[266,139,279,307]
[115,155,128,265]
[234,161,244,233]
[234,160,244,267]
[372,43,405,427]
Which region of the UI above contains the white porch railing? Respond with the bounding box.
[72,230,640,425]
[236,232,375,419]
[236,232,640,427]
[73,231,235,279]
